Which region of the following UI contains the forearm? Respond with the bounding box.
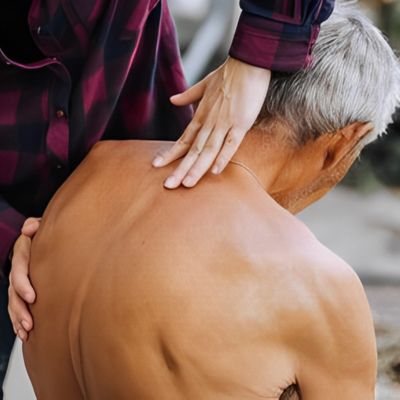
[229,0,335,71]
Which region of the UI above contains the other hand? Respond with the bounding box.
[8,217,41,341]
[152,57,271,189]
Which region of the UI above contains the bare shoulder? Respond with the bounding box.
[227,207,374,341]
[76,139,176,184]
[223,212,376,397]
[300,239,373,339]
[257,216,371,317]
[273,232,377,398]
[89,139,173,163]
[275,227,375,345]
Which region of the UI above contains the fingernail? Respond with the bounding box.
[182,176,195,187]
[21,320,30,330]
[164,176,177,189]
[211,165,220,175]
[152,156,164,167]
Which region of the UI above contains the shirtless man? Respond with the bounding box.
[20,4,400,400]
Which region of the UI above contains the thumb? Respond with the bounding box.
[11,236,36,303]
[170,79,206,106]
[21,218,41,237]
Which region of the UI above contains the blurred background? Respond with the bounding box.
[4,0,400,398]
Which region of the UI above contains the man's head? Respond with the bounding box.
[253,1,400,213]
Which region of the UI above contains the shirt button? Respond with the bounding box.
[56,164,63,169]
[36,26,41,35]
[56,110,65,118]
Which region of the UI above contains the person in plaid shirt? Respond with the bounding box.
[1,0,334,395]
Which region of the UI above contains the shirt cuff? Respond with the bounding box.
[229,11,320,72]
[0,205,25,279]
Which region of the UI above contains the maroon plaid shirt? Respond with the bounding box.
[0,0,334,276]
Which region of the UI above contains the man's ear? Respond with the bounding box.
[322,122,374,170]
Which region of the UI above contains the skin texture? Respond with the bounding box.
[22,127,376,399]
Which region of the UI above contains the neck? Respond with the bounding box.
[231,127,295,196]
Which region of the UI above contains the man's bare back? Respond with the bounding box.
[24,141,376,399]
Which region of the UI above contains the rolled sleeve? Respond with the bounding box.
[229,1,335,72]
[0,198,25,279]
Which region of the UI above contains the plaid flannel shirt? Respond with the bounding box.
[0,0,334,277]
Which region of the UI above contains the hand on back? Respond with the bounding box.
[152,57,271,188]
[8,217,40,341]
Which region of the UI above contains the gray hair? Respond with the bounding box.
[259,1,400,147]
